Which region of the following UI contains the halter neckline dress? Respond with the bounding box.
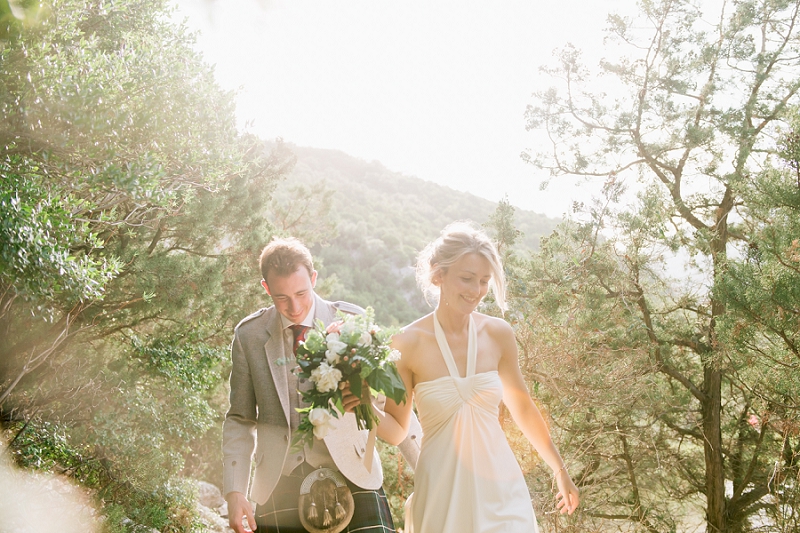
[405,312,539,533]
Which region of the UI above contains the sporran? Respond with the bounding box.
[298,468,354,533]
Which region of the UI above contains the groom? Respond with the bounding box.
[224,237,420,533]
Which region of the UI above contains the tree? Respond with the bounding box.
[715,110,800,531]
[0,0,293,528]
[522,0,800,531]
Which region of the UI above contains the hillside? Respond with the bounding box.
[270,144,560,325]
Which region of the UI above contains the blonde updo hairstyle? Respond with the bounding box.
[416,221,507,313]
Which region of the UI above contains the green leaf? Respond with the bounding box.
[349,375,362,399]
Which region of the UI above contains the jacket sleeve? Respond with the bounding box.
[397,410,423,471]
[373,393,423,471]
[222,327,257,497]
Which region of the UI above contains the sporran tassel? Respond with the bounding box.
[335,501,346,521]
[307,501,318,522]
[323,508,332,527]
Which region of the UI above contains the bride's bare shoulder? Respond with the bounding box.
[473,312,515,338]
[392,313,435,353]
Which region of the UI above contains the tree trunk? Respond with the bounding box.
[702,363,726,532]
[705,202,731,532]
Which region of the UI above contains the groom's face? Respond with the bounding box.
[263,266,317,324]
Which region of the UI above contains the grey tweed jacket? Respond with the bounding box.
[222,293,421,505]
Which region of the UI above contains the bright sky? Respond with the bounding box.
[173,0,638,218]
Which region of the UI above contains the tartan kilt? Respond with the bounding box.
[255,463,396,533]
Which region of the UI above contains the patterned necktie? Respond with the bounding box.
[289,324,309,355]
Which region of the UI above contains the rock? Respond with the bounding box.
[197,480,226,509]
[196,501,234,533]
[192,480,233,532]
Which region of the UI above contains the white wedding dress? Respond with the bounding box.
[405,312,539,533]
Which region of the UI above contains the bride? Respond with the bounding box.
[378,221,579,532]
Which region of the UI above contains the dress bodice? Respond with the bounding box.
[406,312,538,532]
[413,313,504,436]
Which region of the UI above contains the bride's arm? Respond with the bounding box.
[495,318,580,515]
[375,332,416,446]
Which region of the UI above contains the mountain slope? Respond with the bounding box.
[272,144,560,325]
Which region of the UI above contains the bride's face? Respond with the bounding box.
[436,252,492,313]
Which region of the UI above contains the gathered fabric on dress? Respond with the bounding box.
[405,312,539,533]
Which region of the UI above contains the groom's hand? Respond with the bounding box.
[341,381,374,413]
[340,382,362,412]
[227,491,256,532]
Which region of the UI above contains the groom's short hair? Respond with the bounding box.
[259,237,314,281]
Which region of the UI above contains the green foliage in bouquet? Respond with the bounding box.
[288,307,406,451]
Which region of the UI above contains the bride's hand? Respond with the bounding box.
[554,469,580,515]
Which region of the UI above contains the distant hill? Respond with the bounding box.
[270,144,560,325]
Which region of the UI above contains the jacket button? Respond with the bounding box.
[411,434,416,440]
[232,461,237,466]
[284,434,289,442]
[361,448,365,453]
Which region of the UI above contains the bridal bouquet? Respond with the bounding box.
[289,307,406,451]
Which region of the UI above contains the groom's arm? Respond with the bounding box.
[222,327,258,500]
[223,327,260,532]
[370,392,422,470]
[396,411,422,470]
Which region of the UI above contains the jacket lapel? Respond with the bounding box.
[264,308,292,426]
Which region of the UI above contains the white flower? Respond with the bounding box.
[325,333,347,364]
[326,333,348,354]
[339,320,357,337]
[310,362,343,393]
[357,331,373,348]
[308,408,335,439]
[387,349,402,362]
[325,349,340,365]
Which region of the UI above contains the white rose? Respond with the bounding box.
[387,349,401,362]
[310,362,343,393]
[308,408,335,439]
[357,331,373,347]
[326,333,348,355]
[325,349,341,365]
